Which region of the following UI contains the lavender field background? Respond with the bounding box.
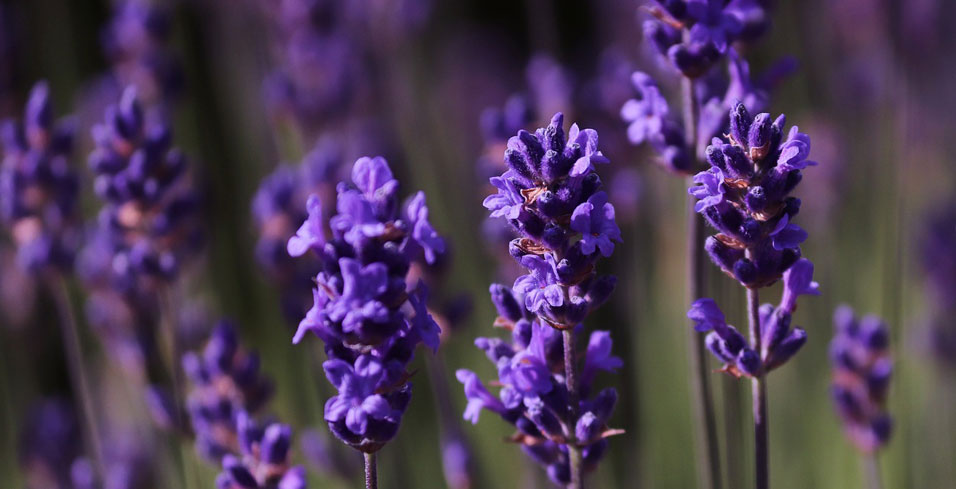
[1,0,955,488]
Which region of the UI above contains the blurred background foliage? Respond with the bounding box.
[1,0,954,488]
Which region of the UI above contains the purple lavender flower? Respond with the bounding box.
[18,399,82,489]
[85,86,201,288]
[1,81,79,273]
[101,0,182,105]
[688,101,816,288]
[289,156,443,453]
[468,114,622,485]
[919,203,956,364]
[182,321,274,461]
[829,306,893,453]
[457,285,621,486]
[619,72,692,172]
[689,258,818,377]
[215,415,307,489]
[252,137,348,322]
[642,0,769,77]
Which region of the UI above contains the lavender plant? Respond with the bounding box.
[620,3,782,486]
[829,306,892,489]
[688,101,820,489]
[1,81,106,484]
[460,113,622,488]
[180,321,306,488]
[288,155,444,488]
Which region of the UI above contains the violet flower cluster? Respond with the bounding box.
[462,113,622,484]
[689,101,815,289]
[84,86,200,289]
[0,81,79,273]
[182,321,274,461]
[18,399,155,489]
[623,1,792,173]
[215,414,307,489]
[642,0,770,78]
[457,285,622,485]
[252,138,347,321]
[288,156,444,453]
[919,204,956,365]
[101,0,182,105]
[688,258,818,377]
[829,306,893,453]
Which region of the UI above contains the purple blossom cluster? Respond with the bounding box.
[252,138,347,321]
[0,81,79,273]
[101,0,182,105]
[83,86,200,290]
[215,415,307,489]
[919,204,956,364]
[466,113,622,484]
[18,399,155,489]
[642,0,770,78]
[457,284,622,485]
[182,321,274,461]
[829,306,893,453]
[688,258,818,377]
[689,101,816,289]
[288,156,445,452]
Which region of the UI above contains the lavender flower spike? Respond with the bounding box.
[469,113,622,488]
[182,321,274,462]
[289,156,443,461]
[830,306,893,454]
[1,80,79,272]
[689,101,816,289]
[688,101,819,489]
[215,415,308,489]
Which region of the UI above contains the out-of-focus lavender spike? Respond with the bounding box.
[215,417,308,489]
[919,203,956,365]
[829,306,893,453]
[102,0,183,105]
[0,81,80,274]
[182,321,274,462]
[83,85,201,291]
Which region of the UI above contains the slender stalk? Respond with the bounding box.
[563,329,584,489]
[50,276,106,486]
[746,287,768,489]
[365,452,378,489]
[682,73,722,489]
[862,453,883,489]
[157,287,198,489]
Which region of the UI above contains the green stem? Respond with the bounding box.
[863,452,883,489]
[683,73,722,489]
[746,287,768,489]
[563,329,584,489]
[51,276,106,486]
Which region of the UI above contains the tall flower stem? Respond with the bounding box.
[157,287,198,489]
[50,276,106,486]
[365,452,378,489]
[563,328,584,489]
[863,453,883,489]
[746,286,768,489]
[682,74,722,489]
